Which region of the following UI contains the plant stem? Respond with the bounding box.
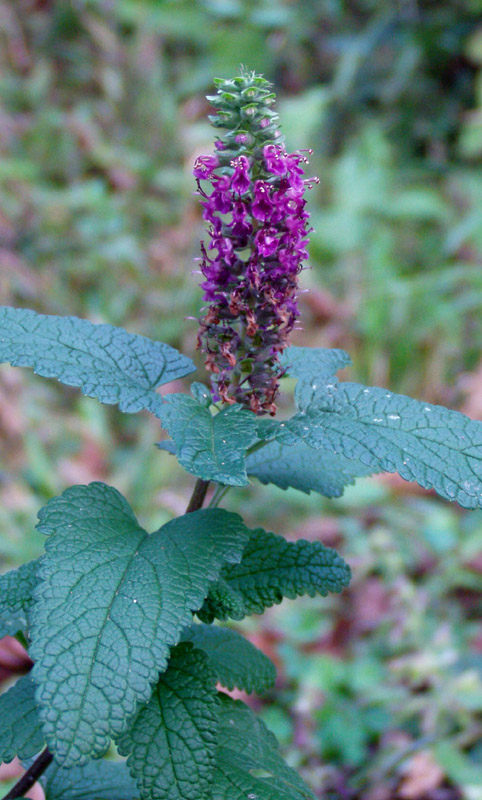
[208,484,231,508]
[186,478,210,513]
[1,747,53,800]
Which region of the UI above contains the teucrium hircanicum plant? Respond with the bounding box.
[1,70,482,800]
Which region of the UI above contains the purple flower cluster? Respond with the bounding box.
[194,143,317,415]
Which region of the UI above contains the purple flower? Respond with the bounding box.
[230,156,251,194]
[252,181,273,222]
[193,97,317,415]
[193,154,219,179]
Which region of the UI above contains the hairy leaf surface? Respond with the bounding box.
[0,559,38,638]
[30,483,249,765]
[279,381,482,509]
[0,307,195,415]
[117,643,218,800]
[44,759,138,800]
[0,676,44,762]
[197,579,246,624]
[246,440,373,496]
[212,694,316,800]
[158,395,258,485]
[182,623,276,693]
[200,529,350,620]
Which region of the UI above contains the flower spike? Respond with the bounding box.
[194,70,316,415]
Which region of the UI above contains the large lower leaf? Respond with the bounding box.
[246,439,373,496]
[0,306,195,416]
[43,759,139,800]
[212,694,316,800]
[199,529,351,621]
[278,381,482,509]
[29,483,249,766]
[158,395,258,485]
[117,643,219,800]
[0,559,38,639]
[182,623,276,693]
[0,675,44,762]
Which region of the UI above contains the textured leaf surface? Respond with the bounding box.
[182,624,276,693]
[246,440,373,496]
[158,395,258,485]
[278,381,482,509]
[200,529,350,620]
[212,694,316,800]
[197,579,246,625]
[0,306,195,415]
[0,676,44,762]
[44,759,138,800]
[0,559,38,638]
[117,643,218,800]
[280,345,351,407]
[30,483,249,765]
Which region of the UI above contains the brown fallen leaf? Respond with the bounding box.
[398,750,445,799]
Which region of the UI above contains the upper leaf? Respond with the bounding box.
[0,307,195,416]
[158,395,258,485]
[280,345,351,408]
[182,623,276,693]
[0,675,44,762]
[246,439,373,497]
[199,529,351,621]
[0,559,38,639]
[278,380,482,509]
[43,759,139,800]
[212,693,316,800]
[29,483,249,766]
[117,643,219,800]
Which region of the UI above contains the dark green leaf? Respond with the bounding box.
[200,529,351,620]
[212,694,316,800]
[0,560,38,639]
[117,643,218,800]
[158,395,257,485]
[197,578,246,625]
[182,624,276,693]
[0,307,195,416]
[279,381,482,509]
[246,439,373,496]
[0,676,44,762]
[44,759,138,800]
[30,483,249,765]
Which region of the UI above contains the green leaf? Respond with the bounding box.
[197,578,246,625]
[158,395,258,485]
[182,624,276,693]
[0,307,195,416]
[200,529,351,620]
[278,381,482,509]
[246,439,373,496]
[212,694,316,800]
[29,483,249,766]
[117,643,219,800]
[44,759,139,800]
[0,676,44,762]
[0,559,38,639]
[280,345,351,408]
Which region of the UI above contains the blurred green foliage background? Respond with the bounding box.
[1,1,482,798]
